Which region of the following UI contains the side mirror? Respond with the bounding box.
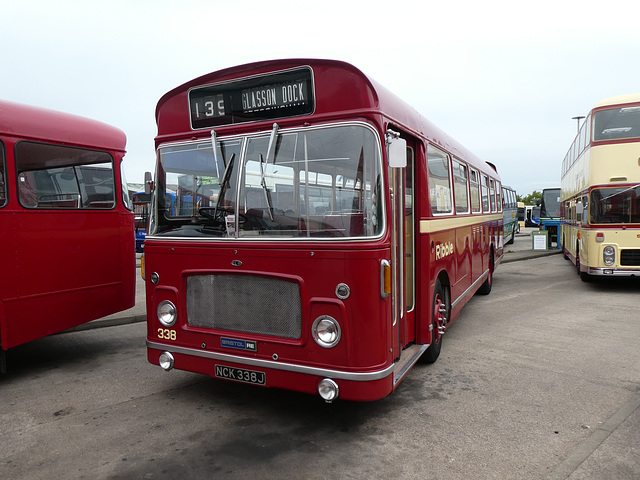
[387,130,407,168]
[144,171,153,195]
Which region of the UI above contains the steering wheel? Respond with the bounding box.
[199,206,246,224]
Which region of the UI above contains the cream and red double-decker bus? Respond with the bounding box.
[144,59,503,402]
[561,93,640,281]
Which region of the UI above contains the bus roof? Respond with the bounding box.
[593,93,640,109]
[155,58,494,176]
[0,100,126,152]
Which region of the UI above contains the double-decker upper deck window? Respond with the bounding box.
[427,145,452,215]
[152,124,383,239]
[452,159,469,213]
[16,142,116,209]
[593,105,640,141]
[495,181,502,212]
[0,141,6,207]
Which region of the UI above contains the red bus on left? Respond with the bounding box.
[0,100,136,373]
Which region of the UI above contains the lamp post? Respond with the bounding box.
[572,115,585,134]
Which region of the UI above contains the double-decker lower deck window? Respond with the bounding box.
[152,124,383,239]
[589,186,640,224]
[16,142,116,209]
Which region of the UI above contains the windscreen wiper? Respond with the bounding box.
[213,153,235,219]
[259,123,279,221]
[259,153,274,221]
[265,123,279,165]
[210,129,220,179]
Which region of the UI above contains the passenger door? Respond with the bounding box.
[389,133,416,360]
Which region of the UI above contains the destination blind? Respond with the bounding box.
[189,67,314,129]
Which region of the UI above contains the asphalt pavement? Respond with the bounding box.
[62,229,640,479]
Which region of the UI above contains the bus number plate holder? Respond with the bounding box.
[215,365,266,385]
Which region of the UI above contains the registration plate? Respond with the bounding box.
[215,365,266,385]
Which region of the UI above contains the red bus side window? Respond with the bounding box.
[15,142,115,210]
[427,145,453,215]
[452,159,469,214]
[469,168,481,213]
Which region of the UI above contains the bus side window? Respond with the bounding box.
[426,145,453,215]
[16,142,115,210]
[489,178,498,212]
[469,168,481,213]
[452,159,469,213]
[582,195,589,225]
[481,174,490,212]
[575,199,582,222]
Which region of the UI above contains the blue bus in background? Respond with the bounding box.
[132,191,151,252]
[502,185,518,244]
[524,205,540,227]
[539,188,561,248]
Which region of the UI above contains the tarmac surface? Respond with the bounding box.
[62,228,640,479]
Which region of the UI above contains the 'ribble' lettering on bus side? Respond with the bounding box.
[435,242,454,260]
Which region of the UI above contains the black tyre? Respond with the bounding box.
[477,252,494,295]
[421,279,448,364]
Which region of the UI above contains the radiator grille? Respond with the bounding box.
[620,249,640,266]
[186,274,302,339]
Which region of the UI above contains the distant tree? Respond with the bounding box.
[518,191,542,205]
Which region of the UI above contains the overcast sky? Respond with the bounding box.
[3,0,639,195]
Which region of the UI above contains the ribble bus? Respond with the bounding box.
[144,59,503,401]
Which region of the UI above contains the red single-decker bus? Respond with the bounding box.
[145,59,503,401]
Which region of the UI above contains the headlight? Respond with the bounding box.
[603,246,615,266]
[312,316,341,348]
[157,300,177,327]
[318,378,339,403]
[159,351,175,371]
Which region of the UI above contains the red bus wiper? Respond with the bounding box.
[206,153,235,223]
[259,123,279,221]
